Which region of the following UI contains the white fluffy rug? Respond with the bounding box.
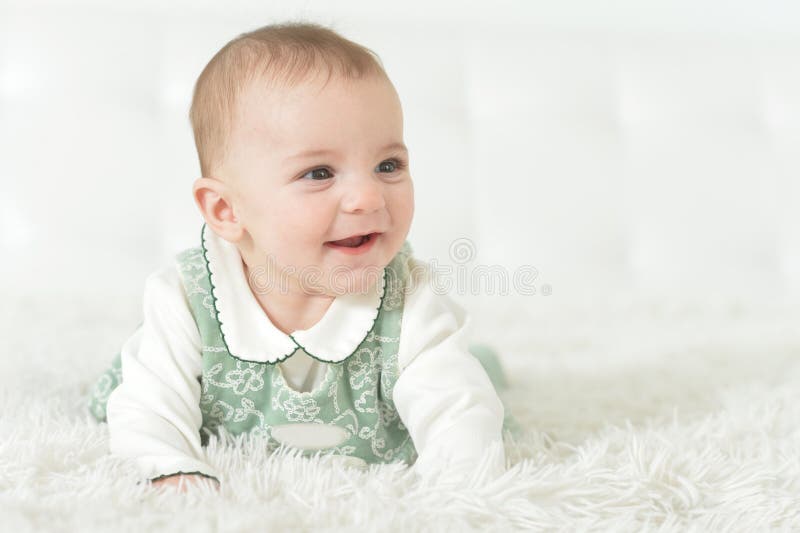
[2,287,800,531]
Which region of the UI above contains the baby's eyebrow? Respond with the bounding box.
[284,142,408,162]
[381,142,408,154]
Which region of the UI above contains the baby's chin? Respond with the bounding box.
[317,263,387,297]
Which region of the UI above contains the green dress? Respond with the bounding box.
[87,229,523,479]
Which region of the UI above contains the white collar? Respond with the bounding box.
[201,224,386,364]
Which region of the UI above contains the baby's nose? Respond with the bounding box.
[343,177,386,213]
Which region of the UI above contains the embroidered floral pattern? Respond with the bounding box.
[226,363,266,395]
[178,247,217,320]
[346,346,380,389]
[233,397,265,424]
[282,396,321,422]
[378,399,399,426]
[87,350,124,422]
[381,272,405,312]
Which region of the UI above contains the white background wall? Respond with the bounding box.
[1,0,798,308]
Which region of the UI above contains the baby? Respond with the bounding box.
[87,21,520,492]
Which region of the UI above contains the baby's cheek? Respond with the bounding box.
[393,183,415,221]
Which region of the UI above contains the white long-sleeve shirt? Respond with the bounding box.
[106,234,506,486]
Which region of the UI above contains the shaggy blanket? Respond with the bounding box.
[1,288,799,531]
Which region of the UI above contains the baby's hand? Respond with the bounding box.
[151,474,219,492]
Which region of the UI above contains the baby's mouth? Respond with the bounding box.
[325,233,378,248]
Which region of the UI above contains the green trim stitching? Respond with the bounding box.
[199,222,392,367]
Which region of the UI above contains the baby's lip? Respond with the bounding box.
[325,231,383,243]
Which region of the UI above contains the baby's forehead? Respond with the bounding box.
[242,65,387,103]
[237,72,391,125]
[232,75,327,128]
[228,69,400,156]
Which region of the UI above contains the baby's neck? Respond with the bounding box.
[241,258,335,335]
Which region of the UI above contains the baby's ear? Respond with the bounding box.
[192,177,243,242]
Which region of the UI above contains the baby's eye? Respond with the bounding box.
[301,168,332,181]
[376,159,406,173]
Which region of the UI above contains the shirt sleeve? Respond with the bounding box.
[105,262,221,485]
[392,256,507,484]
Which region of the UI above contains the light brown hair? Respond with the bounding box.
[188,20,389,178]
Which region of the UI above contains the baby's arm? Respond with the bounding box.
[106,264,221,489]
[392,257,506,484]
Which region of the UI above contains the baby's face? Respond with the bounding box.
[222,72,414,296]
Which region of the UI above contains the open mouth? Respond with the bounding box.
[325,232,379,250]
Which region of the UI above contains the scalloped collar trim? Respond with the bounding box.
[200,224,386,365]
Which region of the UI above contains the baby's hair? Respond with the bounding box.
[189,20,388,178]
